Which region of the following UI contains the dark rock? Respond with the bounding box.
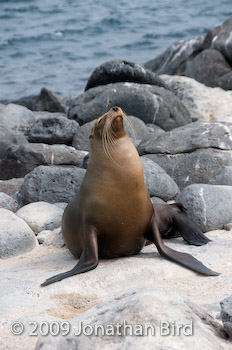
[0,192,18,212]
[68,82,191,131]
[72,116,153,152]
[184,49,231,88]
[151,197,166,205]
[143,149,232,190]
[33,88,66,113]
[1,143,88,180]
[176,184,232,231]
[144,36,204,74]
[0,178,24,196]
[28,116,79,144]
[85,59,167,91]
[204,17,232,66]
[141,158,179,201]
[220,295,232,338]
[138,121,232,155]
[217,71,232,90]
[17,165,86,206]
[12,95,38,110]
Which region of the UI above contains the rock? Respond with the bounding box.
[17,165,86,206]
[224,223,232,231]
[16,202,63,235]
[204,17,232,66]
[151,197,166,205]
[0,126,28,159]
[0,178,24,196]
[0,192,18,212]
[220,295,232,338]
[0,208,37,258]
[211,166,232,186]
[12,94,38,110]
[33,88,66,113]
[0,103,35,132]
[185,49,231,88]
[176,184,232,232]
[54,202,68,210]
[144,36,204,74]
[85,59,167,91]
[217,72,232,90]
[36,287,225,350]
[28,115,79,144]
[68,82,192,131]
[141,158,179,201]
[38,227,64,247]
[2,143,88,179]
[144,149,232,190]
[161,74,232,122]
[138,121,232,155]
[72,116,153,152]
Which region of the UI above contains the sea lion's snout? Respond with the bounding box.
[112,106,119,112]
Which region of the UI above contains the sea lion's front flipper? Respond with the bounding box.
[147,214,219,276]
[41,227,98,287]
[171,203,210,246]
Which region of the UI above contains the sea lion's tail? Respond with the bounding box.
[147,213,220,276]
[169,203,210,246]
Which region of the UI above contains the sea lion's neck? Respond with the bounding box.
[88,135,142,172]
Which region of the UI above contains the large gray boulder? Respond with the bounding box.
[138,121,232,155]
[28,115,79,144]
[36,287,225,350]
[17,165,86,206]
[144,36,204,74]
[139,122,232,189]
[220,295,232,339]
[160,75,232,123]
[144,149,232,190]
[177,184,232,232]
[0,208,37,258]
[68,82,192,131]
[2,143,87,179]
[184,49,231,88]
[85,59,167,90]
[16,202,63,235]
[72,116,154,152]
[141,158,179,200]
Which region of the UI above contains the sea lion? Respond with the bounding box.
[41,107,218,286]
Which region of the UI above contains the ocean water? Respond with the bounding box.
[0,0,232,101]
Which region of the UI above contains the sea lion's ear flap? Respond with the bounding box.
[89,132,94,139]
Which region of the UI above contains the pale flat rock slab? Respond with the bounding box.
[161,75,232,123]
[0,229,231,350]
[36,287,228,350]
[17,202,63,234]
[0,208,37,258]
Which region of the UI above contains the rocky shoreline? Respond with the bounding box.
[1,17,232,350]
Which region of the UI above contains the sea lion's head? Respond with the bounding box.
[89,106,125,141]
[89,106,134,163]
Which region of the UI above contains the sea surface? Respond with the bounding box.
[0,0,232,101]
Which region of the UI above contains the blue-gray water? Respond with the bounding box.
[0,0,232,101]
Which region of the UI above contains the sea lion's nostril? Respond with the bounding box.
[112,106,118,112]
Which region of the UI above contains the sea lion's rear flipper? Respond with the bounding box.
[147,214,219,276]
[41,227,98,287]
[171,203,210,246]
